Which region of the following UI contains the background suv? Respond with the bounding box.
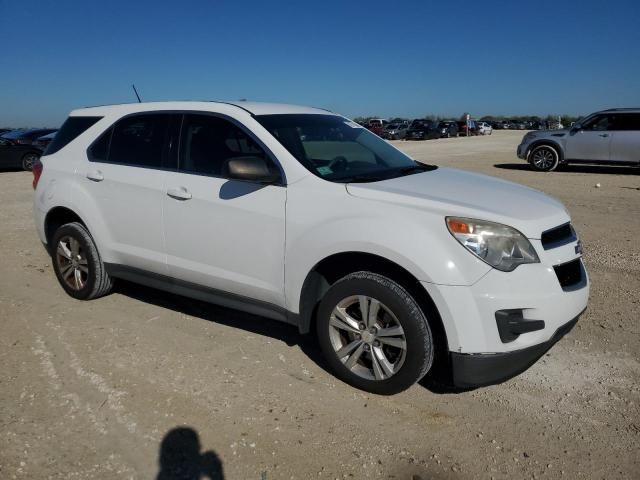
[33,101,588,394]
[518,108,640,171]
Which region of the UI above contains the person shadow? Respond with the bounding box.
[156,427,224,480]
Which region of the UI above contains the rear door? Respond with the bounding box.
[83,112,175,274]
[565,114,612,161]
[162,113,286,307]
[609,113,640,164]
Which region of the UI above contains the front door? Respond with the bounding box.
[565,114,612,162]
[163,113,286,307]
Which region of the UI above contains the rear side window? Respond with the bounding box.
[611,113,640,131]
[97,114,170,168]
[44,117,101,156]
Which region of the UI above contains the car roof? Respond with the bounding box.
[71,101,332,117]
[596,107,640,114]
[1,128,53,139]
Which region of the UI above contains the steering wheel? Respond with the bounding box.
[327,156,349,172]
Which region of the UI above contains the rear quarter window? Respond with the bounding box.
[43,117,102,156]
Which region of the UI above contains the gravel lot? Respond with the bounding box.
[1,130,638,479]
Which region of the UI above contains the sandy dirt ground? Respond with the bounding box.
[1,131,638,479]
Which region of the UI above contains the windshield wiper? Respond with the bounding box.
[335,174,391,183]
[395,164,437,176]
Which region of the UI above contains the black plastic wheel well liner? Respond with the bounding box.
[44,207,87,252]
[298,251,449,363]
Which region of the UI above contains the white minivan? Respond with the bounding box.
[33,101,588,394]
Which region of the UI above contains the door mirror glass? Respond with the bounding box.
[226,156,280,184]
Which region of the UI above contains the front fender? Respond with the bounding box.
[284,178,491,313]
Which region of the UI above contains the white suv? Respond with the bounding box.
[33,102,589,394]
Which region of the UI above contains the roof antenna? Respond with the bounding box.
[132,84,142,103]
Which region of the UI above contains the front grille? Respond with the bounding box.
[554,259,583,289]
[541,223,576,250]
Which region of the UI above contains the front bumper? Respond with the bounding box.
[517,142,529,159]
[449,310,583,388]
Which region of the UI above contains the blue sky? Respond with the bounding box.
[1,0,639,127]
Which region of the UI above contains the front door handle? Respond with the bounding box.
[167,186,192,201]
[86,170,104,182]
[598,133,609,137]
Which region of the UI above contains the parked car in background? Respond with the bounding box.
[382,122,409,140]
[437,121,459,138]
[456,120,478,136]
[33,101,588,394]
[405,119,440,140]
[0,128,57,170]
[367,119,388,136]
[477,122,493,135]
[517,108,640,171]
[33,131,58,152]
[0,128,13,136]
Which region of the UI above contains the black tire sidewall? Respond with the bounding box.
[51,223,101,300]
[316,273,433,395]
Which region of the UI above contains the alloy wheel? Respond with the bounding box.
[532,148,556,170]
[328,295,407,381]
[22,153,39,171]
[55,236,89,290]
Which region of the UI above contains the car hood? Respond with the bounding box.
[346,167,569,238]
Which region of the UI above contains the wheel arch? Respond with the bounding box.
[44,206,89,254]
[297,251,449,363]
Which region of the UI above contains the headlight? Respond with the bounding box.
[446,217,539,272]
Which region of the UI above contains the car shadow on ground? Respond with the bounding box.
[156,426,224,480]
[115,281,465,395]
[494,163,640,175]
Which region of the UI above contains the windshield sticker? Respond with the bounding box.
[317,166,333,175]
[344,121,363,129]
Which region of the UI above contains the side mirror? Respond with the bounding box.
[226,156,280,184]
[570,123,582,132]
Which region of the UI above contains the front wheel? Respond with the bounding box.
[316,272,434,395]
[529,145,559,171]
[22,152,40,171]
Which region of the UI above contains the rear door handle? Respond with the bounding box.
[598,133,609,137]
[86,170,104,182]
[167,186,192,201]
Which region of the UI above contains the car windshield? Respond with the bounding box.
[255,114,437,183]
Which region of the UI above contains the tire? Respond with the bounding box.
[50,222,113,300]
[316,271,434,395]
[529,144,560,172]
[22,152,40,171]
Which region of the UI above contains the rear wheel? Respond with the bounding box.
[316,272,434,395]
[51,222,113,300]
[22,152,39,171]
[529,145,559,171]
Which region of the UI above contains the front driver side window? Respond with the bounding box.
[179,114,279,180]
[584,115,611,131]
